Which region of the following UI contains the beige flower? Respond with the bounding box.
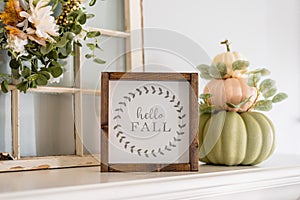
[17,0,59,41]
[7,34,28,56]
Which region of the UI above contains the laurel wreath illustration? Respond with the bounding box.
[112,84,187,158]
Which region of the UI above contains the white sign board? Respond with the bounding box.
[109,80,190,163]
[101,72,198,172]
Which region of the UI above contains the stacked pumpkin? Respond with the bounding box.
[198,40,287,166]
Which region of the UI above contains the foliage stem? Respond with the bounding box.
[247,87,260,111]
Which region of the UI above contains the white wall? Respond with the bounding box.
[143,0,300,155]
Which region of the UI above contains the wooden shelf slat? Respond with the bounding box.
[1,85,101,95]
[0,155,100,172]
[87,27,130,38]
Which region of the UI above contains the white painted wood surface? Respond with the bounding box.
[0,155,299,200]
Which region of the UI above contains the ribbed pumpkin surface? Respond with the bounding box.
[199,111,275,166]
[204,77,257,112]
[213,51,248,77]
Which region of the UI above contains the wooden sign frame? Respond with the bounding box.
[101,72,199,172]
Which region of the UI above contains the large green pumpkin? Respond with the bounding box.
[199,111,275,166]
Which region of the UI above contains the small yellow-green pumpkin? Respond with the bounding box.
[199,111,275,166]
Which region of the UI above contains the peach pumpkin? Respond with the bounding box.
[204,77,257,112]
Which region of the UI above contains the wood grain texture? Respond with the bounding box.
[11,89,20,160]
[101,72,109,172]
[107,163,191,172]
[189,73,199,171]
[0,155,99,172]
[109,72,191,81]
[74,44,83,156]
[124,0,144,71]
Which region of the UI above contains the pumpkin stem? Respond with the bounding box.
[220,39,231,52]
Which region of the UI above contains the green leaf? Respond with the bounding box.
[40,43,53,55]
[209,65,222,78]
[262,87,277,98]
[85,54,94,59]
[31,59,38,72]
[86,31,101,38]
[50,60,61,68]
[38,71,51,80]
[254,100,273,111]
[248,73,261,87]
[28,48,42,57]
[197,64,210,73]
[215,62,227,77]
[65,32,75,40]
[55,36,68,48]
[29,80,37,88]
[232,60,249,71]
[208,62,227,78]
[226,102,239,108]
[27,74,39,82]
[259,79,276,93]
[199,93,213,100]
[253,68,271,76]
[89,0,97,6]
[36,74,48,86]
[59,42,72,56]
[21,67,31,78]
[260,68,271,76]
[86,14,95,19]
[199,104,215,114]
[93,58,106,64]
[16,81,29,93]
[47,50,58,60]
[226,96,252,109]
[12,68,21,79]
[197,64,212,80]
[49,67,63,78]
[272,93,288,103]
[200,73,212,80]
[1,80,9,93]
[86,43,96,51]
[72,24,82,35]
[9,59,20,69]
[77,13,87,24]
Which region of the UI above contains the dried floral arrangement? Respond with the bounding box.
[0,0,103,93]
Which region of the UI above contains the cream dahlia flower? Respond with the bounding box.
[17,0,59,41]
[7,34,28,56]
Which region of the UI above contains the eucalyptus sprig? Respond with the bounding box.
[198,67,288,114]
[197,60,249,79]
[246,68,288,111]
[199,94,215,113]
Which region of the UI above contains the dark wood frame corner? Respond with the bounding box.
[101,72,199,172]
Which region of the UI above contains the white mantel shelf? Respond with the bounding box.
[0,154,300,200]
